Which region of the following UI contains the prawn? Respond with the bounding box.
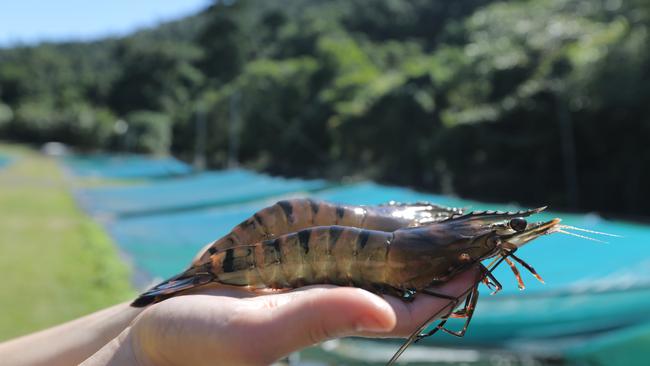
[131,199,578,365]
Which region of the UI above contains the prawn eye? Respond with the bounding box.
[509,217,527,232]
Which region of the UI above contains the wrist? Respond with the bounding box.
[81,328,143,366]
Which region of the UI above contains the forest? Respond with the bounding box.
[0,0,649,216]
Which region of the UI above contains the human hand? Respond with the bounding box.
[84,266,481,366]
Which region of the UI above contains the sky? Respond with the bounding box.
[0,0,211,47]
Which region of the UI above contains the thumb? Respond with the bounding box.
[261,287,396,361]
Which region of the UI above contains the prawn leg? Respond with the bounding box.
[483,266,503,294]
[411,288,459,343]
[505,257,525,290]
[416,285,479,340]
[387,285,472,365]
[437,285,480,337]
[509,252,545,283]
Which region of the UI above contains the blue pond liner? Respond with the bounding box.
[566,320,650,364]
[63,154,192,179]
[107,181,650,294]
[107,181,650,350]
[76,169,329,217]
[109,200,270,277]
[0,155,13,170]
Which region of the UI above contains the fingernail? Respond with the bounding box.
[356,315,391,333]
[352,289,395,333]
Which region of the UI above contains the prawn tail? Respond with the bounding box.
[130,265,214,307]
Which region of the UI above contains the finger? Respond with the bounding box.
[253,286,396,362]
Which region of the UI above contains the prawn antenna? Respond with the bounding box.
[554,229,609,244]
[557,225,622,237]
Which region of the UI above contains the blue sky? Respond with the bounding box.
[0,0,211,47]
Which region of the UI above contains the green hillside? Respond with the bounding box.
[1,0,649,216]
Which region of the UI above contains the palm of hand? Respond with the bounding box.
[127,268,479,366]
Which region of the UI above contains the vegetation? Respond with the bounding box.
[0,143,134,341]
[0,0,649,216]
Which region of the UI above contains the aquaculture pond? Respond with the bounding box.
[64,155,650,365]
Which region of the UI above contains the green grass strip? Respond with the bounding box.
[0,142,135,341]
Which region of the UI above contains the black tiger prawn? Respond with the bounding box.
[132,198,596,365]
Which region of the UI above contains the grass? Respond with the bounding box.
[0,142,135,341]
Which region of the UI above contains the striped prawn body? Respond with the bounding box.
[212,226,394,290]
[211,220,481,292]
[193,198,462,263]
[134,199,465,306]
